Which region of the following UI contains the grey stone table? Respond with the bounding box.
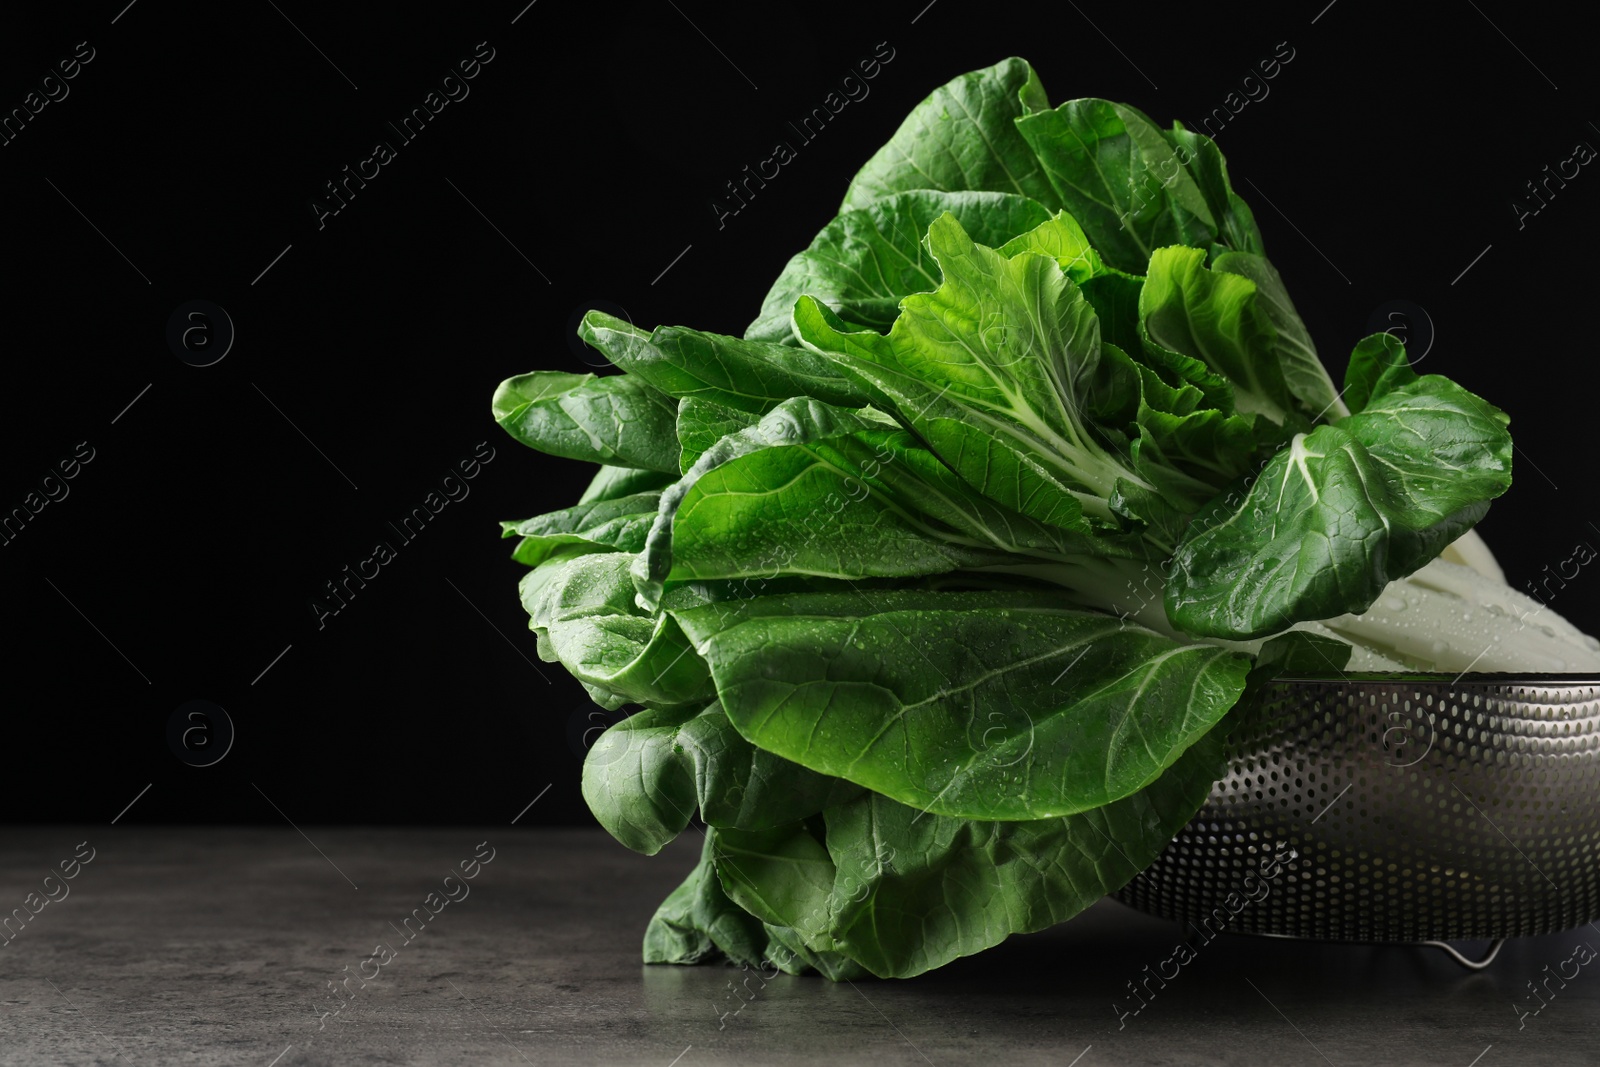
[1,826,1595,1065]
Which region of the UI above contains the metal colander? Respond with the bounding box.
[1114,675,1600,945]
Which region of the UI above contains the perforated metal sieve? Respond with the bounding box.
[1114,675,1600,951]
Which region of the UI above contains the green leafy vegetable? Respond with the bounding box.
[582,700,858,853]
[580,315,874,414]
[717,724,1225,978]
[793,213,1152,530]
[492,371,681,473]
[672,588,1246,820]
[643,832,772,967]
[748,190,1055,345]
[1164,365,1512,639]
[1139,245,1293,424]
[500,492,660,568]
[489,57,1587,983]
[520,553,712,710]
[1016,98,1218,273]
[840,57,1057,213]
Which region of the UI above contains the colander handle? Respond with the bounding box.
[1420,939,1505,971]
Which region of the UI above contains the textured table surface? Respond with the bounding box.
[1,826,1595,1065]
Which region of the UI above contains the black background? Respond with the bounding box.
[2,0,1594,827]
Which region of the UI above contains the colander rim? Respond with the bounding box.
[1260,672,1600,685]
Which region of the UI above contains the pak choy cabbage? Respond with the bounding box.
[490,58,1600,980]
